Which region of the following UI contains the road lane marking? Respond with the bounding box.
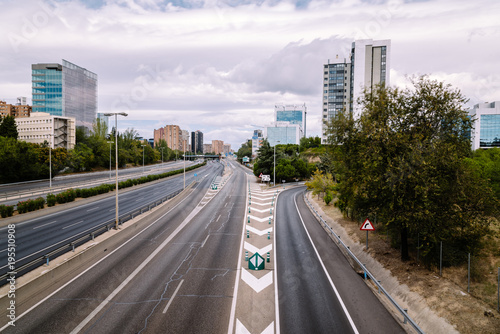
[86,207,100,212]
[33,220,57,230]
[62,220,83,230]
[216,214,221,222]
[69,192,207,334]
[201,235,210,248]
[162,279,184,314]
[293,194,359,334]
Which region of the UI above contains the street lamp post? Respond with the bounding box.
[141,144,146,173]
[183,141,186,189]
[47,133,54,191]
[107,141,113,179]
[273,140,280,188]
[103,112,128,229]
[159,147,164,167]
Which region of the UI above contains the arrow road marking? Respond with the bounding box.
[236,319,274,334]
[244,242,273,255]
[240,269,273,293]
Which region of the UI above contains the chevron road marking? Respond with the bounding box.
[245,226,273,236]
[247,214,273,223]
[249,201,273,207]
[236,320,274,334]
[244,242,272,254]
[241,269,273,293]
[248,207,273,213]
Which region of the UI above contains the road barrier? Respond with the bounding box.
[303,192,425,334]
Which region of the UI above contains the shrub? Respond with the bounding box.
[324,191,333,205]
[47,194,56,206]
[0,205,14,218]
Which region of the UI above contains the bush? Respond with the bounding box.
[324,191,333,205]
[47,194,56,206]
[0,205,14,218]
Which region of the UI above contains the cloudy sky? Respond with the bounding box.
[0,0,499,149]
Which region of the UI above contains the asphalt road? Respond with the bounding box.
[0,160,200,206]
[276,186,404,334]
[0,161,215,278]
[1,160,246,333]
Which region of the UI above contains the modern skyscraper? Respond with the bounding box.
[191,130,203,154]
[31,59,97,130]
[469,101,500,150]
[321,39,391,143]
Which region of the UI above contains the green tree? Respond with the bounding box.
[236,140,252,163]
[0,115,18,139]
[305,170,336,200]
[328,76,498,262]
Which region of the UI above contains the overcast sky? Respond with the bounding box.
[1,0,499,149]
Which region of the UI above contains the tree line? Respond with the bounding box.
[0,117,179,184]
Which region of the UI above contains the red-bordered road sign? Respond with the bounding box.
[360,219,375,231]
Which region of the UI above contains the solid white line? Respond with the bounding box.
[227,173,247,334]
[293,193,359,334]
[69,188,208,333]
[62,220,83,230]
[33,220,57,230]
[86,207,100,212]
[162,279,184,314]
[0,182,199,332]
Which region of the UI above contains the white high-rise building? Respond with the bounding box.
[321,39,391,143]
[469,101,500,150]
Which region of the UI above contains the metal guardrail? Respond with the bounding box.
[0,185,191,284]
[303,192,425,334]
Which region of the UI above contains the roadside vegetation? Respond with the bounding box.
[0,116,182,184]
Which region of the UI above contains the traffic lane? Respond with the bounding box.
[0,171,214,333]
[88,170,245,333]
[295,190,405,334]
[276,187,355,334]
[59,164,244,333]
[0,164,217,265]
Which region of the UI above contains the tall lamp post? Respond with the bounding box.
[103,112,128,229]
[183,140,186,189]
[141,144,146,173]
[48,134,54,191]
[159,147,164,167]
[273,140,280,188]
[107,141,113,179]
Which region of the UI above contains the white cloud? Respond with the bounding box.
[0,0,499,148]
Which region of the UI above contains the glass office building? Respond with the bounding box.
[266,123,300,146]
[470,101,500,150]
[32,60,97,130]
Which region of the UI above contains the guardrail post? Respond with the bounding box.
[403,309,408,324]
[71,243,75,252]
[91,233,95,241]
[45,256,49,266]
[363,264,367,280]
[377,280,381,293]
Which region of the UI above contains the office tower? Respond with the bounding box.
[469,101,500,150]
[321,39,391,143]
[252,129,263,157]
[32,59,97,130]
[16,112,76,149]
[191,130,204,154]
[212,140,224,155]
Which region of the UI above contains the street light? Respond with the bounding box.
[183,140,186,189]
[103,112,128,229]
[274,140,280,188]
[107,141,113,179]
[48,134,54,191]
[159,147,164,167]
[141,144,146,173]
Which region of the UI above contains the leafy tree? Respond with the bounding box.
[305,170,336,200]
[236,140,252,163]
[0,115,18,139]
[67,144,94,171]
[300,136,321,152]
[328,76,498,262]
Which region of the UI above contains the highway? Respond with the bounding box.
[0,160,245,333]
[0,160,200,206]
[276,187,404,334]
[0,161,212,278]
[0,162,408,333]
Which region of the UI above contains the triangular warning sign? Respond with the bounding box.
[259,173,263,178]
[360,219,375,231]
